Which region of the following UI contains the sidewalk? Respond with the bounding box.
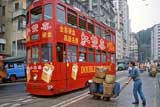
[116,71,157,107]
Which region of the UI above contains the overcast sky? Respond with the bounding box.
[128,0,160,32]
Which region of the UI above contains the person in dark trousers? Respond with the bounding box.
[126,61,146,105]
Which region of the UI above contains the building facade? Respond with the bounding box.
[119,0,130,59]
[60,0,116,28]
[0,0,26,57]
[151,23,160,60]
[11,0,26,56]
[129,33,138,61]
[113,0,130,61]
[0,0,13,56]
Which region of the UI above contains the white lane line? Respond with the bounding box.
[60,94,90,107]
[22,99,33,103]
[9,103,21,107]
[51,77,126,107]
[0,103,11,107]
[0,82,25,86]
[13,96,32,101]
[50,92,89,107]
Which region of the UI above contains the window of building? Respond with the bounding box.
[56,43,66,62]
[15,2,19,11]
[0,24,5,32]
[42,43,52,62]
[27,48,31,64]
[56,4,65,23]
[18,16,26,30]
[101,51,106,63]
[67,9,77,27]
[79,46,87,62]
[31,6,42,23]
[95,25,100,36]
[0,6,5,16]
[79,15,86,30]
[44,4,53,20]
[88,19,94,34]
[96,50,101,62]
[68,45,77,62]
[2,6,5,16]
[88,48,94,62]
[32,46,39,62]
[0,43,5,52]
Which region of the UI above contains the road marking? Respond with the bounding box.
[13,96,32,101]
[0,103,11,107]
[50,92,89,107]
[51,77,126,107]
[9,104,21,107]
[22,99,33,103]
[60,94,89,107]
[0,82,25,86]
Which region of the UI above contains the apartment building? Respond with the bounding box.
[0,0,26,57]
[151,23,160,60]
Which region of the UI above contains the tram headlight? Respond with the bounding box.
[47,85,53,91]
[33,74,38,81]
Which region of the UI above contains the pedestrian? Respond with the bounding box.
[128,62,132,76]
[126,61,146,105]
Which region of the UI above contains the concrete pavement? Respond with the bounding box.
[115,71,157,107]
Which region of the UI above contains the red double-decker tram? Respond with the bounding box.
[26,0,116,96]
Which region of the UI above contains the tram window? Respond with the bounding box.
[67,9,77,27]
[44,4,53,20]
[68,45,77,62]
[27,12,29,24]
[101,29,105,39]
[56,43,66,62]
[107,52,111,62]
[32,46,39,62]
[106,33,111,41]
[56,4,65,23]
[31,6,42,23]
[88,48,94,62]
[96,50,101,62]
[88,20,94,34]
[112,35,116,43]
[79,15,86,30]
[101,51,106,63]
[27,48,31,63]
[42,43,52,62]
[95,25,100,36]
[111,54,116,63]
[79,47,86,62]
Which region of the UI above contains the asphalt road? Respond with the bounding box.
[0,71,158,107]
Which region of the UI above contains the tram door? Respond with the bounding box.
[56,43,68,90]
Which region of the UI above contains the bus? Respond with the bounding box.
[26,0,116,96]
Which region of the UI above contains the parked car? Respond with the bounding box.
[5,63,26,82]
[117,63,128,71]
